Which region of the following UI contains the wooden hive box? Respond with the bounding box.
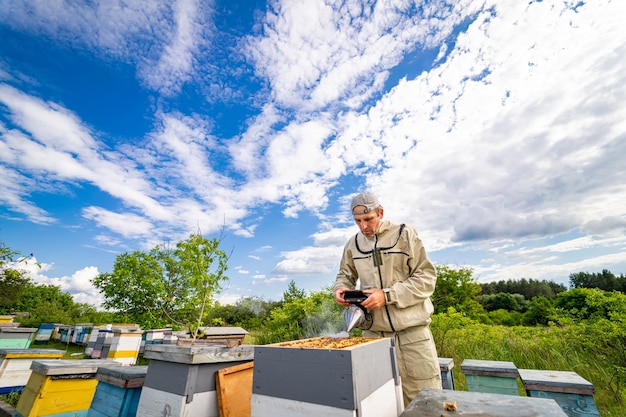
[518,369,600,417]
[251,337,403,417]
[106,328,143,366]
[177,326,249,348]
[0,328,37,349]
[461,359,520,396]
[438,357,455,390]
[400,387,568,417]
[33,323,55,344]
[136,343,254,417]
[139,328,172,353]
[87,365,148,417]
[0,349,65,394]
[14,359,120,417]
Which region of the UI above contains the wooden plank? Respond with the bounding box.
[216,361,253,417]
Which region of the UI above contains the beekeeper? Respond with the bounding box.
[333,192,442,406]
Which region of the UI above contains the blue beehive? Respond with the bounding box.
[88,365,148,417]
[519,369,600,417]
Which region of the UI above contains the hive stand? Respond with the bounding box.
[87,365,148,417]
[438,357,455,390]
[460,359,520,396]
[518,369,600,417]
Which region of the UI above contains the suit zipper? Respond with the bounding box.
[375,234,396,332]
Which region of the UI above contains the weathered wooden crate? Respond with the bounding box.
[461,359,520,396]
[519,369,600,417]
[87,365,148,417]
[251,337,403,417]
[136,343,254,417]
[400,387,568,417]
[14,359,120,417]
[0,349,64,394]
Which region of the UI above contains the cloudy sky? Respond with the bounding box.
[1,0,624,308]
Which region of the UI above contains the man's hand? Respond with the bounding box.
[361,288,386,310]
[334,287,350,307]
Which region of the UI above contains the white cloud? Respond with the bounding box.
[8,258,104,308]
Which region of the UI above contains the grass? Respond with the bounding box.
[30,339,87,359]
[432,318,625,417]
[0,389,20,407]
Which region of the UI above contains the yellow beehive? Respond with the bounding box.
[15,359,120,417]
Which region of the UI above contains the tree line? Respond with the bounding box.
[2,238,625,333]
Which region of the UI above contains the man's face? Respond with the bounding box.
[352,206,384,238]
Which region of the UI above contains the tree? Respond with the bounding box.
[92,232,230,334]
[570,270,619,291]
[432,265,485,318]
[283,280,306,302]
[523,296,555,325]
[480,293,527,312]
[14,284,77,324]
[0,242,35,313]
[481,278,566,299]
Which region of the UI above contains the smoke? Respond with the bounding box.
[302,298,347,338]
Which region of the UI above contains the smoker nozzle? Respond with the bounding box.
[344,304,373,331]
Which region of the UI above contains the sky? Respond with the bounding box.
[1,0,625,309]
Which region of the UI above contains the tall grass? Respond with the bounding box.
[432,313,624,417]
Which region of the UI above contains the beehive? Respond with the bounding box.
[461,359,520,396]
[87,365,148,417]
[252,337,403,417]
[106,328,142,365]
[33,323,55,344]
[0,349,64,394]
[0,327,37,349]
[438,357,455,390]
[401,387,568,417]
[519,369,600,417]
[14,359,120,417]
[135,343,254,417]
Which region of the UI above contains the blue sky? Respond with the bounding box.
[1,0,625,308]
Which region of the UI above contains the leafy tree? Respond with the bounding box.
[554,288,601,320]
[254,287,344,344]
[283,280,306,302]
[480,293,527,312]
[14,284,76,323]
[481,278,566,299]
[92,232,230,335]
[0,242,34,313]
[570,269,621,292]
[211,297,278,330]
[523,296,554,325]
[432,265,485,318]
[0,268,33,313]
